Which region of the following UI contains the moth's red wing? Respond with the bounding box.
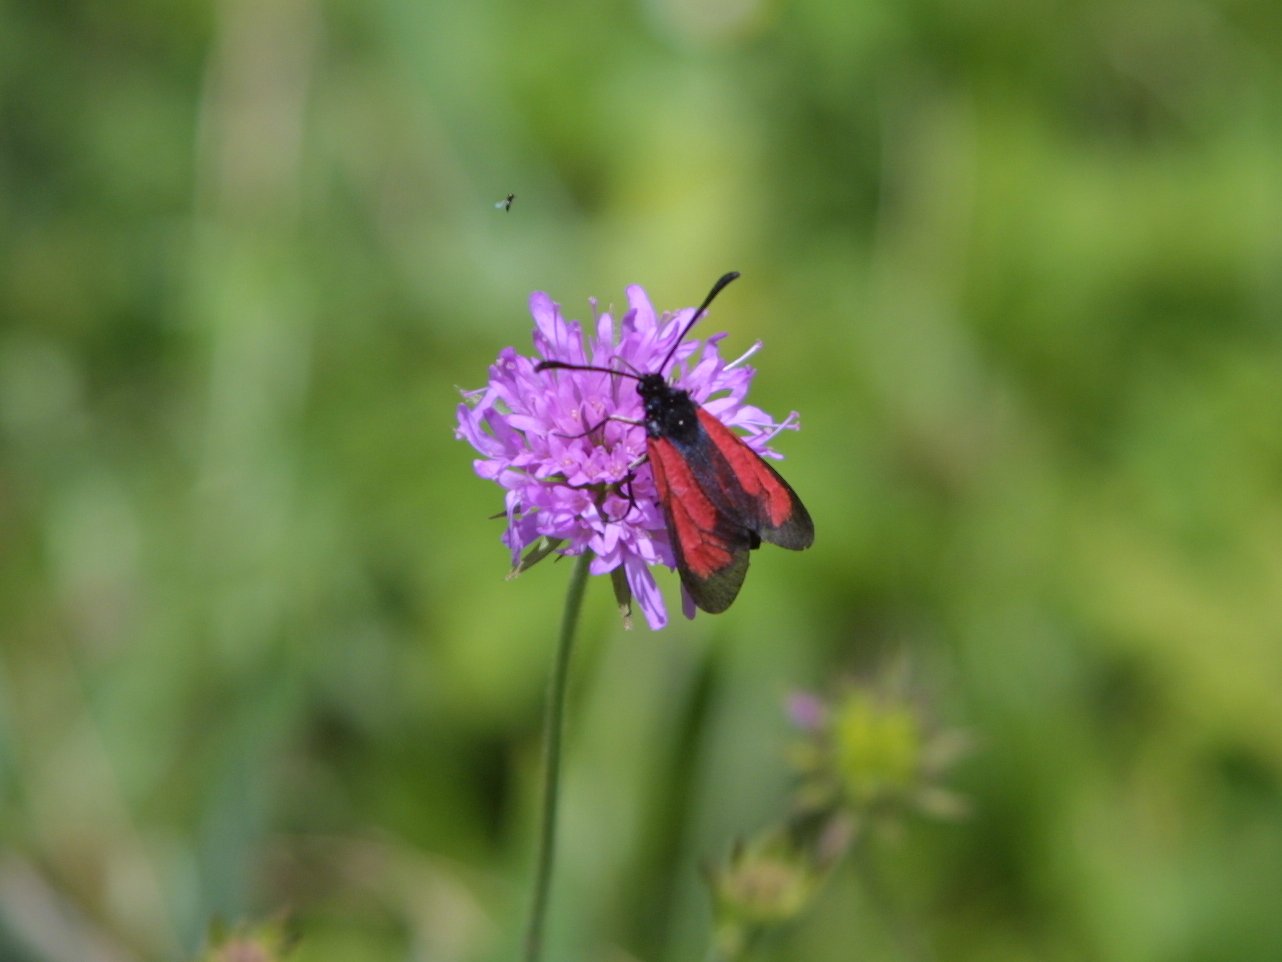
[647,409,814,614]
[694,409,814,551]
[648,434,754,613]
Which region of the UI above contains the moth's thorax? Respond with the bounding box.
[638,374,699,443]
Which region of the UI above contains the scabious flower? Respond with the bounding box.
[455,283,801,630]
[787,673,972,829]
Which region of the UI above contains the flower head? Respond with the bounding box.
[707,833,823,954]
[787,671,972,828]
[705,815,854,959]
[455,283,800,629]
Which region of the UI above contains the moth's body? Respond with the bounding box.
[639,373,698,442]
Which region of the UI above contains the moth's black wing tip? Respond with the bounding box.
[765,503,814,551]
[756,483,814,551]
[681,548,750,614]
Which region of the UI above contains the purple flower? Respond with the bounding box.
[455,283,801,630]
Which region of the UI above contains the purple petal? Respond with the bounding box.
[626,285,656,333]
[679,584,697,621]
[624,555,668,630]
[530,293,584,363]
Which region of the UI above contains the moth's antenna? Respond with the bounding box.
[658,271,740,374]
[537,272,740,380]
[535,360,643,381]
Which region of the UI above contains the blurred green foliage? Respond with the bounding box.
[3,0,1282,959]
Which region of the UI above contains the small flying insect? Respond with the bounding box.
[495,193,515,212]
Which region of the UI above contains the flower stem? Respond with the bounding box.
[523,550,592,962]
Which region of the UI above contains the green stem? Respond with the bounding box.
[523,550,593,962]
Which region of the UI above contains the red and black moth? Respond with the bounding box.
[537,272,814,613]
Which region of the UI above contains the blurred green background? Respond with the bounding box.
[3,0,1282,959]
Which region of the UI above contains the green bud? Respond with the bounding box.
[832,691,922,807]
